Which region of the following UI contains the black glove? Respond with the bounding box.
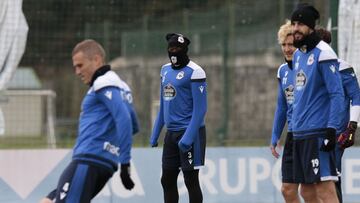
[120,163,135,190]
[320,128,336,151]
[338,121,357,149]
[151,142,158,147]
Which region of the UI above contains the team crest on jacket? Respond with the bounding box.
[176,71,184,80]
[163,83,176,101]
[295,70,306,90]
[285,85,294,104]
[307,54,314,65]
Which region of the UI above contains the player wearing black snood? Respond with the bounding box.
[166,33,190,69]
[150,33,207,203]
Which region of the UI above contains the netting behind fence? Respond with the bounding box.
[0,0,342,148]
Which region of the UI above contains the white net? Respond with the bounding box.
[0,90,56,148]
[338,0,360,76]
[0,0,28,90]
[0,0,29,139]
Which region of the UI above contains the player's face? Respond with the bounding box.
[281,35,295,61]
[168,46,183,53]
[73,52,97,85]
[292,21,312,42]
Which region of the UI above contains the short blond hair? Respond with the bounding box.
[277,20,293,44]
[72,39,106,62]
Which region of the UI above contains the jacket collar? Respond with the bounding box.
[89,65,111,87]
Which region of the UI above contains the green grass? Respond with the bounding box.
[0,136,304,149]
[0,135,154,149]
[0,136,49,149]
[0,136,77,149]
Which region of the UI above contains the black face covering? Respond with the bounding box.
[168,49,189,69]
[293,31,320,52]
[165,33,191,69]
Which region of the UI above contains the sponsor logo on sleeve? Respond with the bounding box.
[104,141,120,156]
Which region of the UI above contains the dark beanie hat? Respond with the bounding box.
[165,33,191,50]
[291,4,320,29]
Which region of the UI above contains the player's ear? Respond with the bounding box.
[93,54,103,66]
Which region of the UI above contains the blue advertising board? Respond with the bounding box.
[0,147,359,203]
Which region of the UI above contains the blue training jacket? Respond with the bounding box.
[338,59,360,133]
[271,61,294,146]
[72,70,133,172]
[150,60,207,150]
[119,78,140,135]
[292,41,345,138]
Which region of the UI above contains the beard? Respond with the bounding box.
[293,32,305,48]
[293,30,320,51]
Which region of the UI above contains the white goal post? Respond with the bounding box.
[0,90,56,148]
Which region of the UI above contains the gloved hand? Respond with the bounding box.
[120,163,135,190]
[178,140,192,153]
[320,128,336,151]
[150,142,158,147]
[338,121,357,150]
[149,135,159,148]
